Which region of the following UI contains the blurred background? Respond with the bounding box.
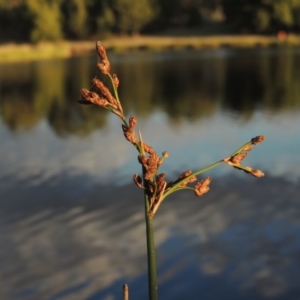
[1,0,300,42]
[1,1,300,300]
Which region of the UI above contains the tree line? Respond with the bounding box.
[1,0,300,43]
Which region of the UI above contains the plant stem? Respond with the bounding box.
[138,132,158,299]
[144,190,158,300]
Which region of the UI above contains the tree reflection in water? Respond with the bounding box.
[1,48,300,134]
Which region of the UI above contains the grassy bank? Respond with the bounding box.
[1,35,300,63]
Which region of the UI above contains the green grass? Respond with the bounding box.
[1,35,300,63]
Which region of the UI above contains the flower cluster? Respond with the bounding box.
[223,135,265,178]
[79,41,124,120]
[79,41,266,218]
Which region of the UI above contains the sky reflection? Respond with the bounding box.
[0,106,299,192]
[0,175,299,300]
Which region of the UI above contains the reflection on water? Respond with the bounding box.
[0,48,300,299]
[1,48,300,133]
[0,177,299,300]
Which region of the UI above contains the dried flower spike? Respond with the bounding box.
[180,176,197,187]
[80,89,109,108]
[194,177,212,197]
[179,170,193,179]
[138,143,160,180]
[155,173,166,194]
[122,124,137,145]
[92,78,118,107]
[251,135,265,145]
[78,94,92,105]
[96,41,108,60]
[144,157,159,180]
[96,41,110,75]
[143,143,155,155]
[175,170,194,187]
[230,152,248,165]
[138,154,148,166]
[133,174,144,189]
[162,151,169,158]
[129,116,137,128]
[113,74,119,88]
[251,169,265,177]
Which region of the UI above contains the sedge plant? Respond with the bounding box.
[79,41,265,300]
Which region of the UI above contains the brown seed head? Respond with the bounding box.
[96,41,108,60]
[79,89,109,107]
[176,170,194,187]
[230,152,248,165]
[194,177,212,197]
[122,124,137,144]
[96,41,111,74]
[97,62,110,75]
[138,154,148,166]
[145,165,158,180]
[143,143,155,155]
[113,74,119,88]
[179,175,197,187]
[144,153,160,180]
[78,91,92,105]
[129,116,137,128]
[179,170,192,179]
[92,78,117,107]
[156,173,166,193]
[251,169,265,178]
[162,151,169,158]
[251,135,265,145]
[133,174,144,189]
[146,180,155,195]
[80,88,95,102]
[187,176,197,184]
[156,172,166,183]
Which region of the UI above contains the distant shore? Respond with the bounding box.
[1,34,300,63]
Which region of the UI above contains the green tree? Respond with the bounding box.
[113,0,158,35]
[96,1,115,37]
[222,0,300,33]
[255,6,273,32]
[272,0,300,29]
[62,0,89,39]
[26,0,63,42]
[0,1,31,42]
[273,1,293,27]
[159,0,203,28]
[222,0,261,32]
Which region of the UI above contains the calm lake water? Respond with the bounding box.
[0,47,300,300]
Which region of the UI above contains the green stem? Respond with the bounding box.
[144,191,159,300]
[108,70,158,298]
[231,141,251,156]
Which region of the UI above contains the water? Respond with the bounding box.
[0,47,300,300]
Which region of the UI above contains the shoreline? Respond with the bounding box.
[1,34,300,63]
